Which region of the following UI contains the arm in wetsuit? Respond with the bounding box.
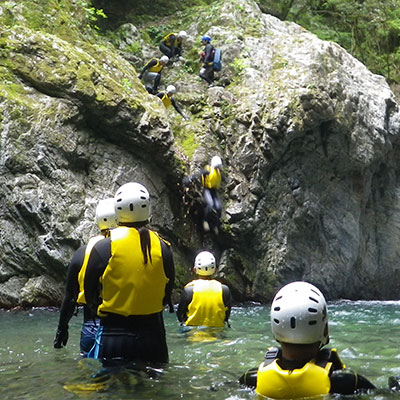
[170,97,186,118]
[54,245,85,348]
[161,239,175,313]
[139,59,158,78]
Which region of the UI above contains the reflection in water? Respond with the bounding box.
[1,301,400,399]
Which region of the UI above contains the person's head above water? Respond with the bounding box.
[270,281,329,347]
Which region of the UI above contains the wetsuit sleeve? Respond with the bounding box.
[239,367,258,388]
[155,92,163,99]
[204,44,214,66]
[222,284,232,322]
[140,59,157,75]
[161,239,175,312]
[176,286,193,323]
[84,237,111,317]
[169,34,177,55]
[57,246,85,329]
[171,98,185,118]
[330,369,375,394]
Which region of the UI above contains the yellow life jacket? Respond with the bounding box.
[185,279,227,327]
[256,351,335,399]
[162,32,179,47]
[97,226,169,317]
[77,235,104,304]
[161,93,172,108]
[146,58,164,73]
[202,165,221,189]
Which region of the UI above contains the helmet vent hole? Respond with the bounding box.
[141,204,147,208]
[129,203,134,211]
[308,307,317,313]
[290,317,296,328]
[140,196,146,200]
[309,320,317,325]
[273,318,280,324]
[103,218,107,221]
[116,198,122,203]
[274,307,280,311]
[309,296,319,303]
[275,295,282,301]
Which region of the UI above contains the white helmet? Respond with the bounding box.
[211,155,222,168]
[114,182,150,224]
[178,30,188,39]
[270,281,329,346]
[166,85,176,94]
[194,251,216,276]
[95,198,118,231]
[160,55,169,64]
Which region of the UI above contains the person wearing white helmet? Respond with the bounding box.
[177,250,231,327]
[155,84,188,120]
[182,155,223,233]
[239,281,375,398]
[84,182,175,366]
[199,34,215,87]
[138,55,169,94]
[54,198,118,356]
[159,30,187,61]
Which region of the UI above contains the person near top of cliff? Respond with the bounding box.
[138,55,169,94]
[177,250,231,328]
[84,182,175,366]
[239,281,376,398]
[159,31,188,61]
[155,85,188,120]
[199,34,215,87]
[53,198,117,357]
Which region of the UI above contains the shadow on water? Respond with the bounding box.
[1,302,400,399]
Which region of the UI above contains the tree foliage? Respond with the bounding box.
[256,0,400,86]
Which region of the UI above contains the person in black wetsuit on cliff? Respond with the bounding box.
[53,198,117,357]
[239,281,375,398]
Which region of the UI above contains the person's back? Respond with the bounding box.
[177,251,231,327]
[239,281,375,398]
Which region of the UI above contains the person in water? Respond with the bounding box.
[53,198,117,356]
[177,250,231,327]
[239,281,376,398]
[138,55,169,94]
[84,182,175,366]
[159,31,188,61]
[155,85,188,120]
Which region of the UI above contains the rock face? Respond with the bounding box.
[0,0,399,307]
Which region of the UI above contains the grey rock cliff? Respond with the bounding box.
[0,0,399,307]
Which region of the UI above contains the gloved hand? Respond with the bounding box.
[54,327,69,348]
[182,176,192,186]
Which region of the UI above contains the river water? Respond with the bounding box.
[1,301,400,399]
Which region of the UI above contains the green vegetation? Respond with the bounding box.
[255,0,400,86]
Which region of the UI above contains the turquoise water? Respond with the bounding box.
[1,301,400,399]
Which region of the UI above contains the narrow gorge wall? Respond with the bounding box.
[0,0,399,307]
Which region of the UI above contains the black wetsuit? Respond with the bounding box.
[176,280,232,324]
[54,245,99,356]
[159,34,182,58]
[84,231,175,366]
[199,43,215,85]
[239,347,376,395]
[155,91,186,118]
